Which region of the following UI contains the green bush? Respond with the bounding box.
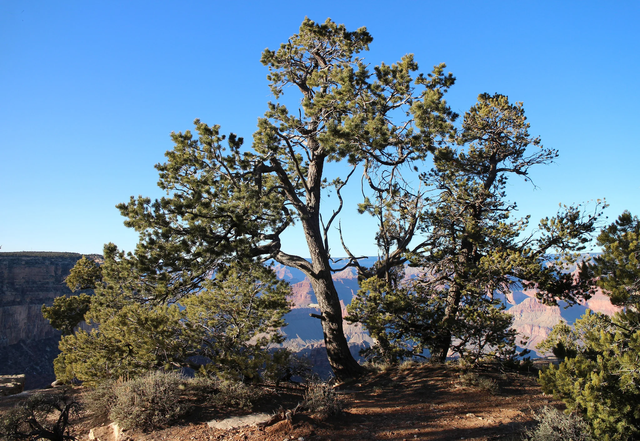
[108,371,186,431]
[538,310,640,440]
[536,212,640,441]
[0,389,81,441]
[522,406,592,441]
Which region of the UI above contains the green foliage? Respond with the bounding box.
[347,275,419,364]
[54,299,186,386]
[538,311,640,440]
[0,389,81,441]
[180,262,291,382]
[108,371,186,432]
[107,17,462,380]
[522,406,593,441]
[587,210,640,306]
[538,212,640,441]
[535,312,609,360]
[53,259,290,386]
[350,274,521,365]
[42,255,101,335]
[64,255,102,292]
[349,94,600,364]
[42,294,92,335]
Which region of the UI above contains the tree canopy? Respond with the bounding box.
[348,93,604,364]
[47,18,605,381]
[112,17,462,380]
[538,211,640,440]
[52,251,290,386]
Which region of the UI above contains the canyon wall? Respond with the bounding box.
[0,252,94,388]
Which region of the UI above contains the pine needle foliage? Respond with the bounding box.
[538,212,640,441]
[348,93,604,364]
[52,257,290,386]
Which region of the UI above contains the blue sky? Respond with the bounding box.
[1,1,638,257]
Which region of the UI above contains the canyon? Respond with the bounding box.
[274,259,620,358]
[0,252,619,389]
[0,252,95,389]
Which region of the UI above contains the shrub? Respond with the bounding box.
[187,375,220,400]
[188,375,267,410]
[85,379,118,424]
[536,211,640,440]
[522,406,593,441]
[108,371,186,431]
[456,371,499,395]
[538,310,640,440]
[0,389,81,441]
[210,380,266,410]
[302,381,342,420]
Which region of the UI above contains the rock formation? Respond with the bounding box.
[0,252,96,389]
[0,374,25,396]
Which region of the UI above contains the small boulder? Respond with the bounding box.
[0,374,26,396]
[89,423,123,441]
[208,413,272,430]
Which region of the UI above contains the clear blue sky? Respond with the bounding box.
[1,1,638,257]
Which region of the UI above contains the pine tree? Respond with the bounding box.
[538,212,640,440]
[52,248,289,385]
[114,18,458,380]
[349,94,604,363]
[42,255,100,335]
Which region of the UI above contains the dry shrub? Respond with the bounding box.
[188,376,266,410]
[108,370,186,431]
[522,406,593,441]
[85,379,117,424]
[210,380,266,410]
[302,381,342,420]
[456,371,499,395]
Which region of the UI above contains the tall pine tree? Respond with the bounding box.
[349,94,604,363]
[115,18,457,380]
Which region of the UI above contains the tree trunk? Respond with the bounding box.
[433,285,461,363]
[308,275,365,380]
[299,211,365,381]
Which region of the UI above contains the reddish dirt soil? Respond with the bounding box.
[0,361,560,441]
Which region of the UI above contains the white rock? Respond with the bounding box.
[207,413,272,430]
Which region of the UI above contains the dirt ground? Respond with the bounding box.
[0,361,560,441]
